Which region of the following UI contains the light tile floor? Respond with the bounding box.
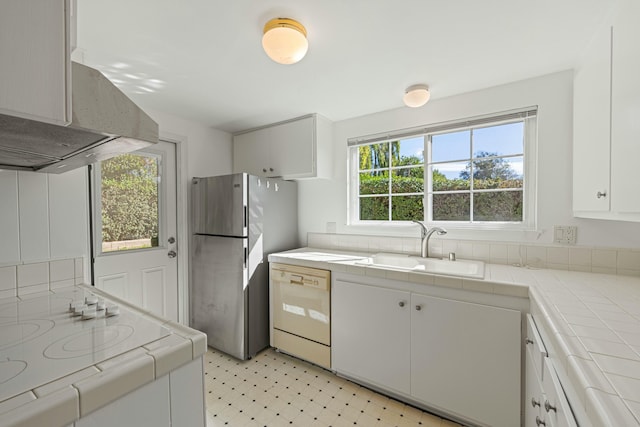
[204,347,463,427]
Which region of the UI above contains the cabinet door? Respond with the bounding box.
[270,116,315,179]
[410,294,521,427]
[0,0,70,124]
[611,0,640,213]
[573,23,611,213]
[332,280,411,395]
[233,129,271,176]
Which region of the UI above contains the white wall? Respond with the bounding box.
[298,70,640,249]
[146,108,233,179]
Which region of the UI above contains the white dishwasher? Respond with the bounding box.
[270,262,331,369]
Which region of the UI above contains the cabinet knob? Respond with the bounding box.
[263,168,267,173]
[269,167,274,172]
[544,400,557,413]
[415,305,422,311]
[597,191,607,199]
[531,397,541,408]
[535,416,546,426]
[525,338,534,345]
[398,301,406,307]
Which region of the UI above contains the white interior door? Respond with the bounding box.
[92,140,178,321]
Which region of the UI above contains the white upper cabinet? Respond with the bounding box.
[573,0,640,221]
[0,0,72,125]
[233,114,333,180]
[573,23,611,213]
[610,0,640,214]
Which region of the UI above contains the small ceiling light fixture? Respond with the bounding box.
[403,84,431,108]
[262,18,308,65]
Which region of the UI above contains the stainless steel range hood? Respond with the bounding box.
[0,62,158,174]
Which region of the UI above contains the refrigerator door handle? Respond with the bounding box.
[243,205,248,229]
[243,247,248,269]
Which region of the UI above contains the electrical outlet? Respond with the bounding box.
[553,226,577,245]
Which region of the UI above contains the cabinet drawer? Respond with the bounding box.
[542,358,578,427]
[526,314,548,381]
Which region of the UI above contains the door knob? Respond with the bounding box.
[415,305,422,311]
[168,250,177,258]
[398,301,406,307]
[168,237,176,244]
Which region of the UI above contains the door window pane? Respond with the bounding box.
[101,153,160,252]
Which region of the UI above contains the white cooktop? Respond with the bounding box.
[0,287,170,403]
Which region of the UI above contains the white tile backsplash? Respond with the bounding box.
[50,259,74,282]
[0,258,84,296]
[617,252,640,271]
[306,232,640,277]
[17,263,49,288]
[0,266,16,291]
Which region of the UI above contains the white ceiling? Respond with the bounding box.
[75,0,615,134]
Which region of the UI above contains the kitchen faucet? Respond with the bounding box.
[412,221,447,258]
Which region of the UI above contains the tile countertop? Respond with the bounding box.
[0,283,207,427]
[269,247,640,426]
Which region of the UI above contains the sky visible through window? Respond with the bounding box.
[398,122,524,179]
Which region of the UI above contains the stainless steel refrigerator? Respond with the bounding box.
[190,173,298,360]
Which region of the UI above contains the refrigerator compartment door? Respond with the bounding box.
[192,174,248,237]
[190,234,248,360]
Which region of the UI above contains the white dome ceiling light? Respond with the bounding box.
[403,84,431,108]
[262,18,308,65]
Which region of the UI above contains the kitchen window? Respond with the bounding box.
[348,108,537,229]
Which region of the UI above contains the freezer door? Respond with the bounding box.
[190,234,248,360]
[192,174,248,237]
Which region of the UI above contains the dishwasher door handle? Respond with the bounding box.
[289,274,304,285]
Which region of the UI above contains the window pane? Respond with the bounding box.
[394,136,424,166]
[391,167,424,193]
[101,153,160,252]
[359,142,389,170]
[432,193,470,221]
[473,191,523,221]
[360,171,389,195]
[472,156,523,189]
[431,163,470,191]
[474,122,523,156]
[431,130,470,162]
[391,195,423,221]
[360,196,389,220]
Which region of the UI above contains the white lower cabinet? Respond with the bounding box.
[525,315,577,427]
[410,294,521,427]
[332,278,521,427]
[332,280,411,395]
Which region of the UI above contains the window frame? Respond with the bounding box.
[348,109,538,231]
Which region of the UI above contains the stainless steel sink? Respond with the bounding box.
[355,253,485,279]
